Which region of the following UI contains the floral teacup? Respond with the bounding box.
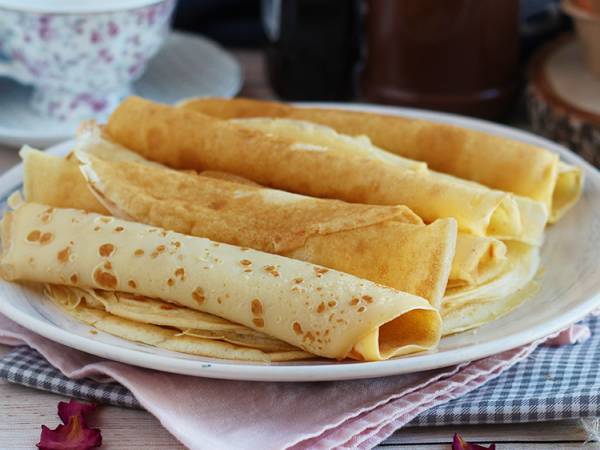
[0,0,176,121]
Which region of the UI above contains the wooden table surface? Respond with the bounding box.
[0,48,597,450]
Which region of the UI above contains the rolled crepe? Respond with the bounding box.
[46,284,310,361]
[105,97,546,243]
[0,203,441,360]
[229,117,428,173]
[74,120,168,168]
[179,97,583,223]
[441,242,540,335]
[229,117,548,246]
[22,146,456,306]
[22,145,506,301]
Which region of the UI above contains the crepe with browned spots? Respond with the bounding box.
[0,203,441,361]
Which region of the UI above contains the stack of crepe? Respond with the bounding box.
[0,96,583,363]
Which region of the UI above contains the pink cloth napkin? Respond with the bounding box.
[0,314,589,450]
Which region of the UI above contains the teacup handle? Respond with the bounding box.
[0,57,33,85]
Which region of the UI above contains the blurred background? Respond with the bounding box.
[175,0,572,116]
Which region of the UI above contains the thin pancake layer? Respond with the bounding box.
[46,284,309,361]
[551,161,583,223]
[447,234,506,289]
[20,146,108,214]
[105,97,534,241]
[1,203,441,360]
[50,285,301,352]
[441,242,540,335]
[180,96,583,221]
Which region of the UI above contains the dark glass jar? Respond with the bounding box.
[262,0,361,101]
[362,0,520,119]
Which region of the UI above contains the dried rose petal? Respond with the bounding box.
[37,415,101,450]
[452,433,496,450]
[37,400,101,450]
[57,400,97,427]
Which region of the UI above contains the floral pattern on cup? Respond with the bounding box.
[0,0,175,121]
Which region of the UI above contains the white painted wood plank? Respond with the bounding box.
[0,381,185,449]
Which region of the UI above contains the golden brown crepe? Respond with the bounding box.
[227,117,548,246]
[18,141,537,343]
[230,117,428,173]
[1,203,442,361]
[78,151,461,307]
[23,143,508,302]
[104,97,546,243]
[23,146,457,307]
[179,96,583,222]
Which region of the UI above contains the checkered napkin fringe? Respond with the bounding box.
[2,316,600,426]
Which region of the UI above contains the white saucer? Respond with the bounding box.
[0,31,243,149]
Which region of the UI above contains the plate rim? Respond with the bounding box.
[1,103,599,382]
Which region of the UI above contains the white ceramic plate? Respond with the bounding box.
[0,31,242,148]
[1,104,599,382]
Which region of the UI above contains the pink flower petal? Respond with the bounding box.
[37,416,101,450]
[452,433,496,450]
[37,400,101,450]
[58,400,96,427]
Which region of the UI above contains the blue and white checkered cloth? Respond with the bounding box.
[414,315,600,425]
[2,316,599,426]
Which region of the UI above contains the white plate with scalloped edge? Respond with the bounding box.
[0,103,599,382]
